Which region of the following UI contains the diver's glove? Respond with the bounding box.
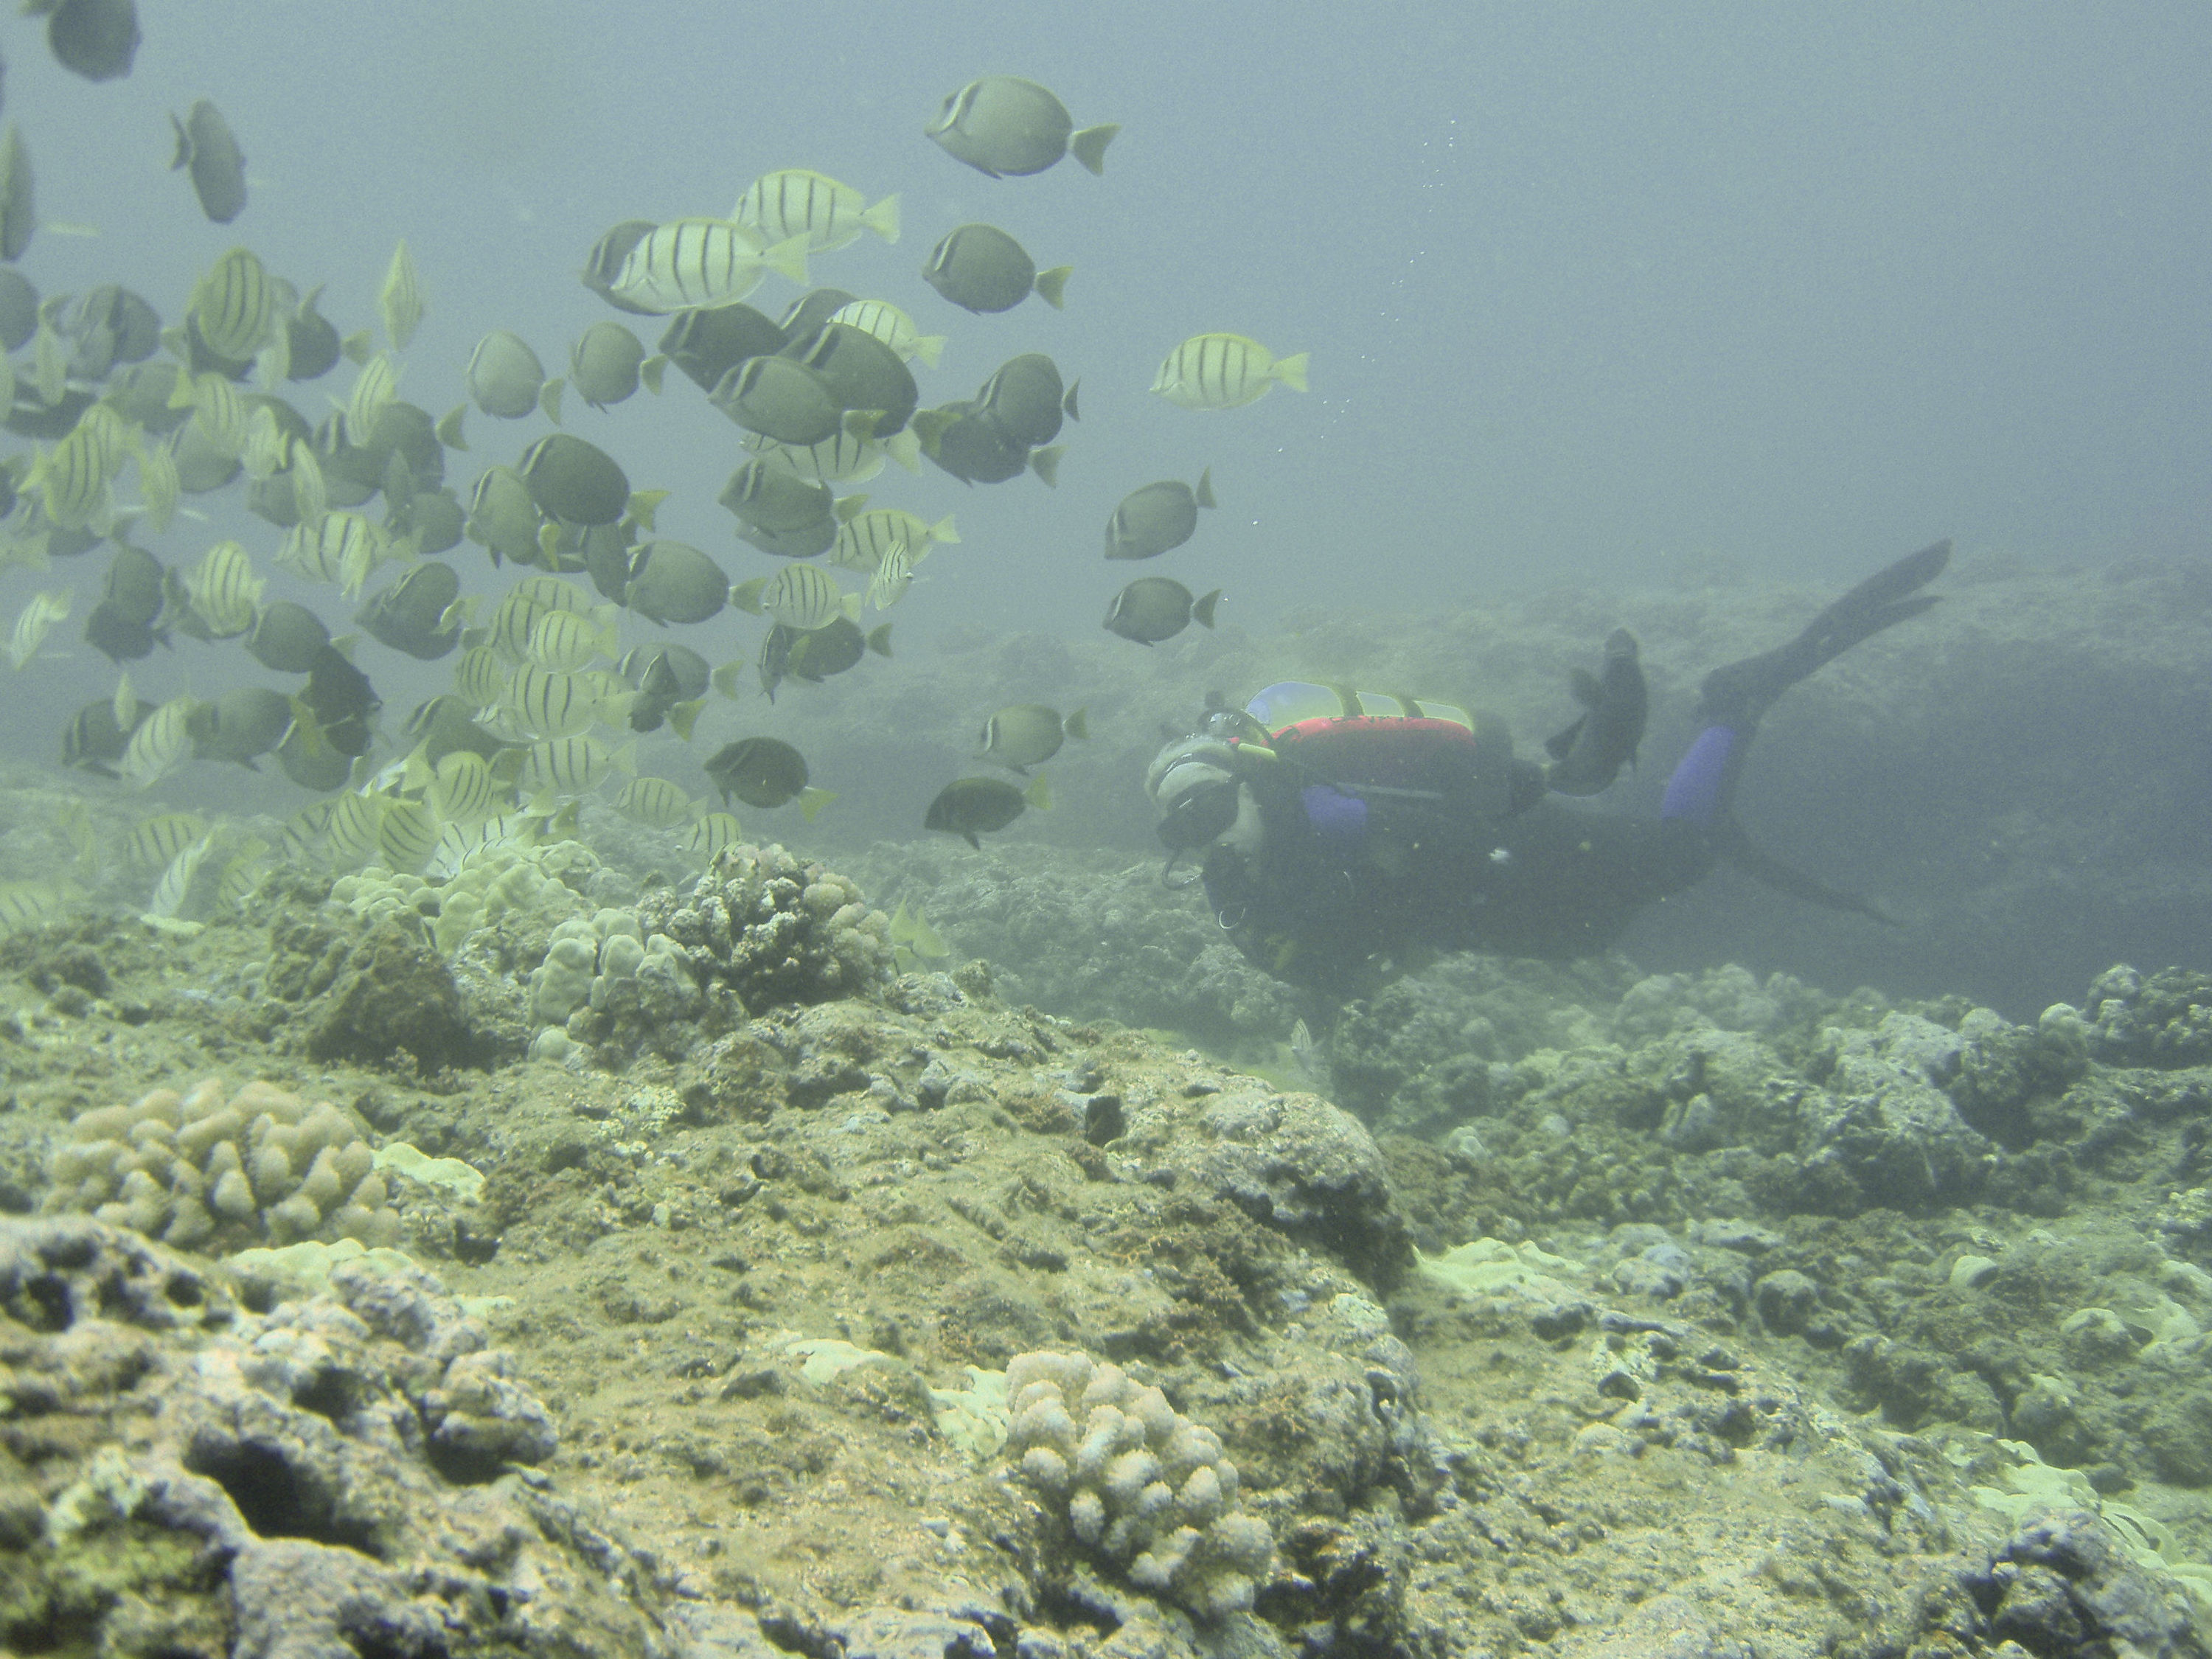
[1147,736,1243,852]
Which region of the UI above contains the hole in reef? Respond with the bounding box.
[18,1271,73,1332]
[292,1366,361,1425]
[184,1435,382,1557]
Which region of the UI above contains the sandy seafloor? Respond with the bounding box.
[3,570,2212,1659]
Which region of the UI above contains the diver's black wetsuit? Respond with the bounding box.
[1176,542,1950,995]
[1200,742,1717,992]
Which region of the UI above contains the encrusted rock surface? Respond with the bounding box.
[11,820,2212,1657]
[0,1216,675,1658]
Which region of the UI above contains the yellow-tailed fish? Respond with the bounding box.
[743,563,847,631]
[525,606,617,672]
[521,734,632,796]
[515,574,598,613]
[463,329,546,420]
[744,426,888,486]
[345,352,398,448]
[376,796,441,872]
[283,513,392,593]
[865,540,917,612]
[431,750,501,824]
[136,437,180,534]
[218,846,269,911]
[289,441,327,527]
[187,540,262,637]
[145,834,214,921]
[6,588,70,669]
[122,812,209,872]
[31,313,67,406]
[324,789,386,866]
[57,800,95,872]
[278,799,335,866]
[378,239,426,349]
[731,170,898,252]
[925,76,1117,178]
[190,246,275,361]
[241,403,291,481]
[613,775,698,830]
[686,811,744,861]
[29,423,116,532]
[829,299,943,368]
[506,664,599,737]
[608,218,810,315]
[181,371,248,459]
[920,223,1068,315]
[453,644,507,707]
[569,321,644,410]
[1150,333,1309,410]
[0,882,69,938]
[832,508,957,575]
[121,695,195,789]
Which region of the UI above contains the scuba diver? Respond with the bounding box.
[1144,540,1951,995]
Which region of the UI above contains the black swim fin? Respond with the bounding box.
[1713,816,1899,925]
[1697,540,1950,728]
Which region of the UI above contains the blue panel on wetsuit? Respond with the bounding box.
[1301,784,1368,844]
[1661,726,1737,824]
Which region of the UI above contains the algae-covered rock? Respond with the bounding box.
[2083,965,2212,1070]
[0,1217,650,1657]
[639,842,892,1013]
[1793,1012,1997,1213]
[302,918,476,1072]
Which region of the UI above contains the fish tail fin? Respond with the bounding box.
[169,111,191,170]
[863,193,900,245]
[911,334,945,369]
[929,514,959,545]
[762,232,811,287]
[1025,773,1052,810]
[799,786,835,822]
[1069,124,1119,175]
[1273,352,1310,393]
[538,377,566,425]
[639,354,667,394]
[1194,589,1222,628]
[1033,266,1072,310]
[1064,707,1088,741]
[1194,467,1217,509]
[1029,445,1065,487]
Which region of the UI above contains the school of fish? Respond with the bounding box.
[0,41,1318,925]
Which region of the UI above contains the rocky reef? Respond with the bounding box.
[0,1216,669,1658]
[8,809,2212,1657]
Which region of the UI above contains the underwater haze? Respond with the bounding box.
[0,0,2207,1012]
[18,11,2212,1657]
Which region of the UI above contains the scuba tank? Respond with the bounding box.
[1234,682,1520,819]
